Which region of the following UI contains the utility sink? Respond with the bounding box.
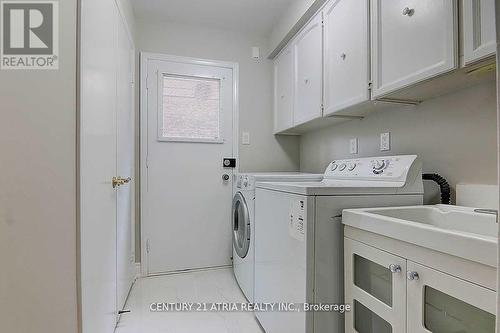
[342,205,498,267]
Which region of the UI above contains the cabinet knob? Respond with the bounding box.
[402,7,414,16]
[340,53,346,60]
[388,264,401,273]
[407,271,419,280]
[304,78,309,84]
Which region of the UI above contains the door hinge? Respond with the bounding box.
[146,239,151,254]
[368,81,373,90]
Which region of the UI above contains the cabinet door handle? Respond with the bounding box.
[407,271,419,280]
[388,264,402,273]
[402,7,414,16]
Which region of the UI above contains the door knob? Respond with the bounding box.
[402,7,414,16]
[388,264,402,273]
[112,176,131,188]
[407,271,419,280]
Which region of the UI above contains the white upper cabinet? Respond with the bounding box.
[371,0,458,98]
[273,46,294,133]
[293,13,323,125]
[462,0,497,66]
[323,0,370,116]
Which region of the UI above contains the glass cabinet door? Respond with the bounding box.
[406,261,496,333]
[344,238,407,333]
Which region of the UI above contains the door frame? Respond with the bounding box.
[139,52,239,276]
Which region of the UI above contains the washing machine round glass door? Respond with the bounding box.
[232,192,250,258]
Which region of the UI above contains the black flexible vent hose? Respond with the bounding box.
[422,173,451,205]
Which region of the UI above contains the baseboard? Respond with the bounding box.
[135,263,142,279]
[144,265,232,278]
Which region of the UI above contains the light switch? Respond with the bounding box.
[380,132,390,151]
[242,132,250,145]
[349,138,358,154]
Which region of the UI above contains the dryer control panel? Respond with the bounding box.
[324,155,419,182]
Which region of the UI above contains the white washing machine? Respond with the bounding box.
[232,172,323,303]
[254,156,424,333]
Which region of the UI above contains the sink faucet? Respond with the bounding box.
[473,209,498,223]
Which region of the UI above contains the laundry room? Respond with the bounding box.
[0,1,499,333]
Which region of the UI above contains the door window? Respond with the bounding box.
[354,300,392,333]
[424,286,495,333]
[160,74,221,142]
[354,254,393,306]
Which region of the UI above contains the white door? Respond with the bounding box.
[80,0,118,331]
[406,261,496,333]
[344,238,407,333]
[293,13,323,125]
[462,0,497,66]
[115,14,135,313]
[371,0,458,98]
[274,46,294,133]
[323,0,370,115]
[142,55,237,275]
[80,0,135,331]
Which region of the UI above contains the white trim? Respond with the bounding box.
[157,137,225,144]
[139,52,239,276]
[135,263,142,279]
[114,0,135,49]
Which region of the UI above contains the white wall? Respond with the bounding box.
[134,20,300,260]
[268,0,327,56]
[136,20,299,173]
[495,1,499,330]
[0,0,78,332]
[300,82,498,204]
[137,21,299,171]
[117,0,136,39]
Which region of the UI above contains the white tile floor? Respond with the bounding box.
[115,267,264,333]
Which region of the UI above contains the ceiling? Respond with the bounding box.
[131,0,294,37]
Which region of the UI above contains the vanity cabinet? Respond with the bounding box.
[462,0,497,66]
[407,261,496,333]
[345,238,496,333]
[293,13,323,125]
[323,0,370,116]
[273,46,294,133]
[345,238,406,333]
[371,0,458,98]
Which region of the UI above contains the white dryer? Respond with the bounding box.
[232,172,323,303]
[254,156,424,333]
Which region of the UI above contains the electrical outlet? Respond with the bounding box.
[349,138,358,154]
[242,132,250,145]
[380,132,390,151]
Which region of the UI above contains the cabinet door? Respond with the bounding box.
[462,0,497,66]
[406,261,496,333]
[323,0,370,116]
[274,46,294,133]
[293,13,323,125]
[371,0,458,98]
[345,238,406,333]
